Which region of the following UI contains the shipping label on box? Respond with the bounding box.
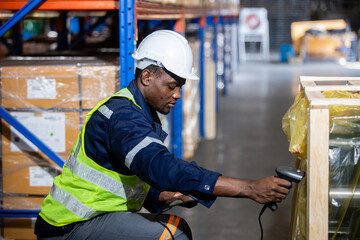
[29,166,57,187]
[27,77,56,99]
[2,112,80,158]
[2,154,61,194]
[1,65,79,109]
[10,112,66,153]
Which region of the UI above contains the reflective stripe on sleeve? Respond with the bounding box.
[50,184,103,219]
[98,105,113,119]
[125,136,164,169]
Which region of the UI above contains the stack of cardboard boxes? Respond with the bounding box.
[183,40,201,159]
[0,59,119,239]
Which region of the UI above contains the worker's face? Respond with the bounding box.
[145,67,186,115]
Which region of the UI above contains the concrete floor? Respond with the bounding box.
[172,61,360,240]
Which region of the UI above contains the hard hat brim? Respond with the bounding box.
[176,72,200,81]
[134,55,200,80]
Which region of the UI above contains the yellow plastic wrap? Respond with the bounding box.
[282,90,360,160]
[289,158,307,240]
[282,91,309,160]
[283,90,360,240]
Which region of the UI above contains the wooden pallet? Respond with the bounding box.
[299,76,360,240]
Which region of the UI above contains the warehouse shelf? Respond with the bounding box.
[0,1,119,10]
[136,1,239,20]
[0,1,239,235]
[0,0,240,161]
[0,1,239,19]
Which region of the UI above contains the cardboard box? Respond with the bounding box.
[182,41,200,159]
[1,197,44,240]
[2,154,61,195]
[1,112,80,157]
[2,217,37,240]
[182,0,202,7]
[1,62,120,111]
[143,0,183,5]
[1,111,81,194]
[1,66,79,109]
[81,65,119,109]
[2,196,44,210]
[0,60,119,239]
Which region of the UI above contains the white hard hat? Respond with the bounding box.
[132,30,199,80]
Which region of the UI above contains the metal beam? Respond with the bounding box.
[171,19,185,159]
[0,107,65,168]
[0,1,118,10]
[0,209,40,218]
[199,17,206,139]
[0,0,44,37]
[119,0,135,89]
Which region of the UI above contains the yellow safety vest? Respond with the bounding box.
[39,88,150,227]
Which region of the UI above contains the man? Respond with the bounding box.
[35,30,291,240]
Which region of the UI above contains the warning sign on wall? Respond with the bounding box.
[239,8,268,35]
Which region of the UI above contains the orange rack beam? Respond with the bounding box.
[0,0,119,10]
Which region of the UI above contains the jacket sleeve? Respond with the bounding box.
[109,105,221,208]
[142,186,163,213]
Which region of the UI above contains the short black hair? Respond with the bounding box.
[135,64,162,80]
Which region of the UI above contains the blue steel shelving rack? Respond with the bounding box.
[0,0,65,221]
[0,0,239,223]
[119,0,135,87]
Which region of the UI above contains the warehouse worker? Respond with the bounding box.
[35,30,291,240]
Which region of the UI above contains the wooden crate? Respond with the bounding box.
[299,76,360,240]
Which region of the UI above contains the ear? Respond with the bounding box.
[139,69,153,87]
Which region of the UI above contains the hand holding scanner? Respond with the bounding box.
[267,166,305,211]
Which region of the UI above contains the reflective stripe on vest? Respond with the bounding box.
[50,184,104,219]
[64,137,148,203]
[39,88,150,226]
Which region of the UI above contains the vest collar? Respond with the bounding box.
[127,81,168,142]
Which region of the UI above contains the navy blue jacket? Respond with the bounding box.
[84,80,220,212]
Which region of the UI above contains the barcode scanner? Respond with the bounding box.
[259,166,305,240]
[267,166,305,211]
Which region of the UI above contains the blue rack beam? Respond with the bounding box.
[199,17,206,139]
[0,209,40,218]
[212,16,220,113]
[0,0,62,221]
[0,0,44,37]
[0,0,65,167]
[119,0,135,89]
[171,89,183,159]
[171,18,186,159]
[0,107,65,168]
